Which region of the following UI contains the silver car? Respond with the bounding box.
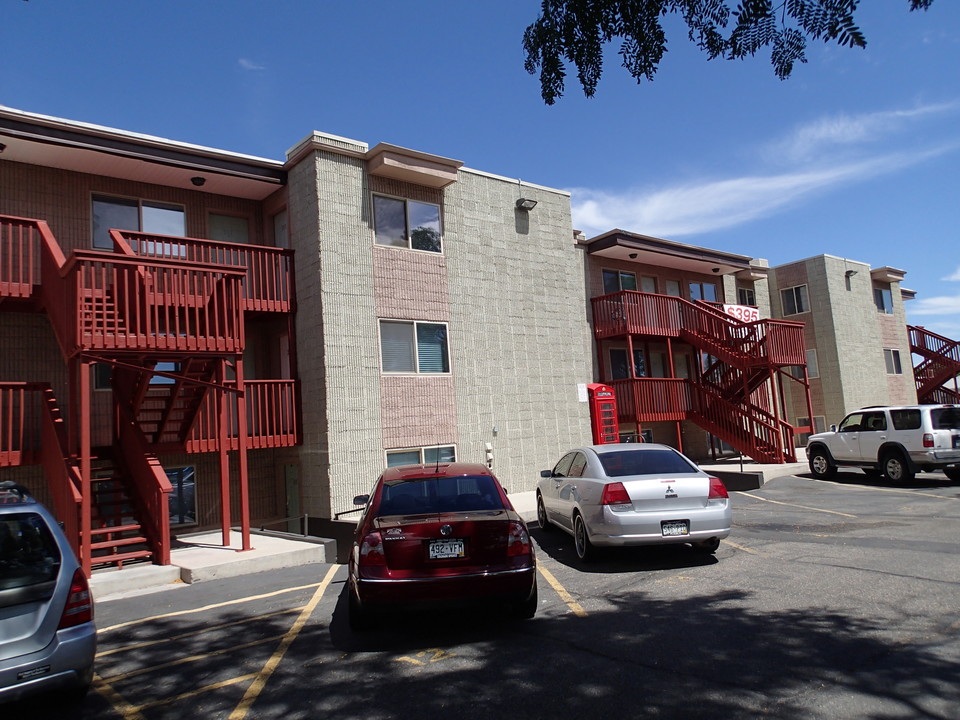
[1,481,96,704]
[537,443,732,561]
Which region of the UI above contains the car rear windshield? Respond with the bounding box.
[0,512,62,607]
[598,448,697,477]
[378,475,504,516]
[931,408,960,429]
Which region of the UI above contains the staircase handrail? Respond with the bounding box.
[0,214,46,298]
[37,385,83,559]
[115,401,173,566]
[908,325,960,362]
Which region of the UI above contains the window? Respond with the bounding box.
[891,409,921,430]
[609,348,646,380]
[806,349,819,379]
[380,320,449,373]
[689,282,718,302]
[781,285,809,315]
[665,280,681,297]
[378,472,502,515]
[884,349,903,375]
[796,416,826,444]
[598,448,696,477]
[738,287,756,306]
[94,363,112,391]
[874,287,894,314]
[602,269,637,294]
[386,445,456,467]
[167,466,196,525]
[567,453,588,478]
[373,195,442,252]
[92,195,185,250]
[640,276,657,293]
[209,214,250,244]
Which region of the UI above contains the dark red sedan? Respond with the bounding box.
[347,462,538,630]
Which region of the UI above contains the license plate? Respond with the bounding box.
[428,538,465,559]
[661,520,689,537]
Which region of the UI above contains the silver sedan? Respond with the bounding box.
[536,443,732,562]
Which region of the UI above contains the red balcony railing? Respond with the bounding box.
[0,381,45,466]
[186,379,299,452]
[113,230,294,313]
[607,378,690,423]
[0,215,42,300]
[591,291,807,366]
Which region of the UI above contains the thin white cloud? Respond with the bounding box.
[771,102,960,162]
[908,294,960,316]
[942,267,960,282]
[239,58,266,71]
[571,146,955,238]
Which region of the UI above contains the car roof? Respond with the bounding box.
[857,405,957,412]
[380,462,495,483]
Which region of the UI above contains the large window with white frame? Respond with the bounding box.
[780,284,810,315]
[92,195,185,250]
[373,195,442,253]
[380,320,450,374]
[386,445,456,467]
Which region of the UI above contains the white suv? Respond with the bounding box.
[806,405,960,482]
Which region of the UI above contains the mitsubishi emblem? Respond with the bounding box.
[664,486,678,499]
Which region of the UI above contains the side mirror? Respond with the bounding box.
[830,425,837,432]
[540,470,552,478]
[353,494,369,506]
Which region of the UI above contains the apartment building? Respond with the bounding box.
[0,106,592,573]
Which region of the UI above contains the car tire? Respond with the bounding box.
[573,513,595,563]
[515,583,538,620]
[882,450,914,483]
[945,467,960,482]
[348,591,373,632]
[691,537,721,554]
[536,493,553,532]
[808,447,836,479]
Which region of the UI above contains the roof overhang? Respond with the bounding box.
[584,229,760,277]
[0,105,285,200]
[870,266,907,284]
[366,143,462,189]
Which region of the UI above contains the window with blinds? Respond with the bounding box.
[379,320,450,374]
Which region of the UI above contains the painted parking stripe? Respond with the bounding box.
[734,491,857,518]
[816,478,960,501]
[537,564,588,617]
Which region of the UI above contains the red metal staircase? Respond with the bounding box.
[592,291,809,463]
[908,326,960,404]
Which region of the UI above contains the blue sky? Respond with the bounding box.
[3,1,958,337]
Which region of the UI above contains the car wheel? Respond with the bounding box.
[348,590,373,632]
[536,492,553,531]
[808,447,836,479]
[515,583,538,620]
[691,537,721,554]
[945,467,960,482]
[573,513,595,563]
[882,451,914,483]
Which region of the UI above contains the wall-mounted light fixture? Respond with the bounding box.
[191,176,206,187]
[845,270,857,278]
[0,143,6,154]
[628,253,638,259]
[515,197,537,211]
[712,267,721,273]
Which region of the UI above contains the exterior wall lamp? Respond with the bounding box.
[515,198,537,211]
[845,270,857,277]
[191,176,206,187]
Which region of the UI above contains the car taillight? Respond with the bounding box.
[59,568,93,629]
[708,477,729,499]
[923,433,935,448]
[358,531,386,566]
[506,521,531,557]
[601,482,632,506]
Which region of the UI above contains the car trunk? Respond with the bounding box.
[375,510,514,573]
[621,475,708,512]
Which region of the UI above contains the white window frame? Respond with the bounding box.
[805,349,819,379]
[379,320,450,374]
[738,286,756,306]
[874,286,894,314]
[372,193,443,253]
[386,445,456,467]
[781,284,810,316]
[884,348,903,375]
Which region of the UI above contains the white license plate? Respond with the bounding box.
[661,520,689,537]
[428,539,465,559]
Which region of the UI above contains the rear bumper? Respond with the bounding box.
[0,623,97,703]
[355,566,536,609]
[586,504,732,548]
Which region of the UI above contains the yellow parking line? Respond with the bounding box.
[92,674,147,720]
[98,581,326,634]
[817,478,960,501]
[229,563,340,720]
[537,564,588,617]
[734,491,857,518]
[721,539,761,555]
[136,673,260,712]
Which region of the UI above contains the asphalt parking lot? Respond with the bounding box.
[11,469,960,720]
